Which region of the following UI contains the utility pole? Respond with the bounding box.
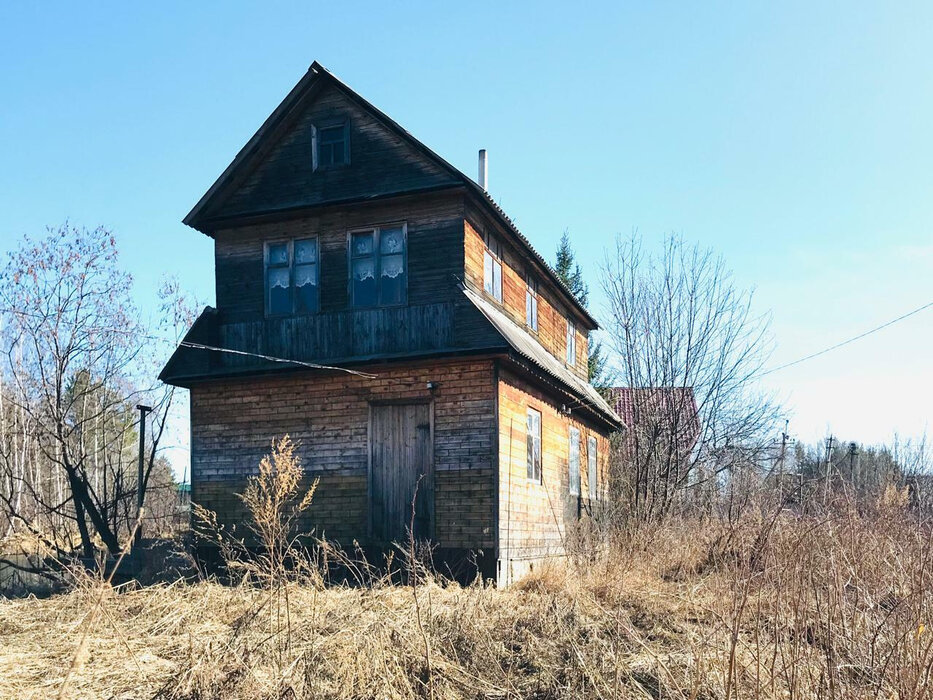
[135,404,152,547]
[823,435,835,504]
[778,420,789,478]
[848,442,858,493]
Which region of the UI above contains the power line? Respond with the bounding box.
[178,341,376,378]
[757,299,933,378]
[0,306,378,378]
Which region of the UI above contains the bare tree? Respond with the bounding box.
[601,233,781,521]
[0,224,190,564]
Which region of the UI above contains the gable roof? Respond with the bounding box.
[183,61,598,330]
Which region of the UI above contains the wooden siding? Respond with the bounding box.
[496,366,610,577]
[190,358,497,550]
[214,192,464,322]
[213,303,455,370]
[464,214,590,379]
[206,82,460,221]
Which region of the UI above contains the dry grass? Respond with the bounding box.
[1,499,931,699]
[0,556,698,699]
[2,445,930,699]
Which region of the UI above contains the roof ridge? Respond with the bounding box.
[186,60,597,328]
[313,62,598,329]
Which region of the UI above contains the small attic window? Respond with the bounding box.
[313,122,349,170]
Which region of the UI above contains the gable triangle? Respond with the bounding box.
[187,64,463,231]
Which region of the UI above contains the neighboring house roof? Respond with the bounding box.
[463,287,622,428]
[610,387,701,454]
[182,61,598,330]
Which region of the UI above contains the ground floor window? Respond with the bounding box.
[526,408,542,482]
[588,435,598,500]
[569,427,581,496]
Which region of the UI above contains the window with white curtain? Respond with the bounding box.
[265,237,319,316]
[350,224,407,307]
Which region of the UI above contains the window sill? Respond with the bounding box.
[313,162,350,172]
[350,302,408,311]
[265,310,323,319]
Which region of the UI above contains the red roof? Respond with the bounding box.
[610,387,701,454]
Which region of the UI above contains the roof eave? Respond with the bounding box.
[183,64,327,235]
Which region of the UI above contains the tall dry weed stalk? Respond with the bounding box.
[193,435,318,695]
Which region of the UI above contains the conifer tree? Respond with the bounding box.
[555,231,588,307]
[554,230,611,390]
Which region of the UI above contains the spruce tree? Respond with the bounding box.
[554,230,611,390]
[555,231,588,307]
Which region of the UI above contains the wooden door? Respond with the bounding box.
[370,402,434,543]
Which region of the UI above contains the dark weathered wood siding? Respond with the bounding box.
[204,82,460,221]
[214,191,464,322]
[167,191,512,377]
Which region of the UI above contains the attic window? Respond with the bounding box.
[313,122,349,169]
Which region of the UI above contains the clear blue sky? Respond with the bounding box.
[1,2,930,464]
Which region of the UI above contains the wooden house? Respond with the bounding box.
[161,62,623,584]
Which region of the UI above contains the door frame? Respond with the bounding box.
[366,398,435,542]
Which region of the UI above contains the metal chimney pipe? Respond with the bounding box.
[478,149,488,191]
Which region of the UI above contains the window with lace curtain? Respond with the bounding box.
[349,224,407,307]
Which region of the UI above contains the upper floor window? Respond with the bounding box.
[265,238,320,316]
[483,232,502,302]
[525,274,538,331]
[569,427,581,496]
[313,122,349,169]
[350,225,407,307]
[565,317,577,365]
[526,408,542,482]
[588,436,598,500]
